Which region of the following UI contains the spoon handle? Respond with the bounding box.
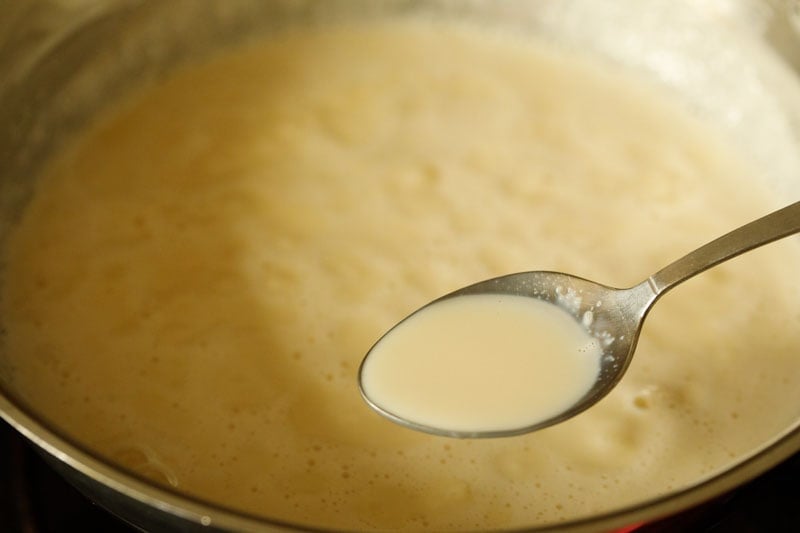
[647,201,800,295]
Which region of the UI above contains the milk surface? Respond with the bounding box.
[3,20,800,531]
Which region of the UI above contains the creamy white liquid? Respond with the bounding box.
[361,294,602,434]
[3,19,800,532]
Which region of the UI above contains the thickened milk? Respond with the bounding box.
[360,293,602,434]
[3,19,800,531]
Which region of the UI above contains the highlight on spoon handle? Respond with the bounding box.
[648,201,800,296]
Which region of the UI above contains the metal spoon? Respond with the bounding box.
[359,200,800,438]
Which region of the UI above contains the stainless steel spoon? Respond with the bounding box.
[359,200,800,438]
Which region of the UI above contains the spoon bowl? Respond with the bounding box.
[359,200,800,438]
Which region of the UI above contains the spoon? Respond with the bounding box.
[359,200,800,438]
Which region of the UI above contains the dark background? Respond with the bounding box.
[1,418,799,533]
